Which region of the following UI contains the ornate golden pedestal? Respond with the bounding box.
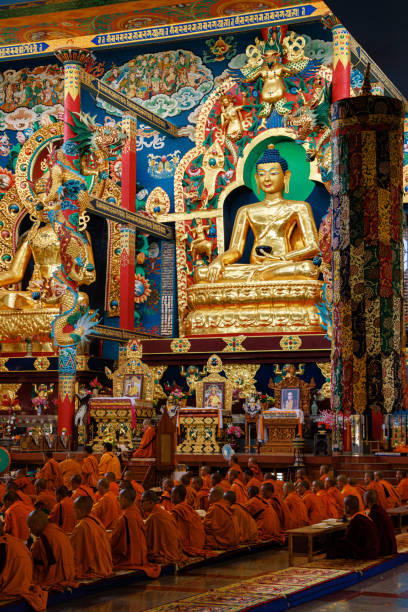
[184,279,322,335]
[177,408,224,454]
[260,411,299,455]
[0,308,59,352]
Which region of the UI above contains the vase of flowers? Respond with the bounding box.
[165,384,188,407]
[227,424,243,451]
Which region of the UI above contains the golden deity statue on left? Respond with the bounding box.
[0,176,95,311]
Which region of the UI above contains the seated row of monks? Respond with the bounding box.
[0,456,404,609]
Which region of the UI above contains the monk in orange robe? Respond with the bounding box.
[227,457,244,482]
[244,469,263,490]
[28,510,76,591]
[264,473,284,499]
[5,481,34,511]
[312,479,331,518]
[245,486,282,542]
[203,486,239,549]
[224,490,258,544]
[105,471,120,496]
[49,486,76,533]
[396,470,408,502]
[81,445,99,488]
[142,490,184,564]
[171,485,208,557]
[132,419,156,458]
[34,479,56,513]
[37,451,63,490]
[71,496,113,579]
[192,476,209,511]
[181,473,199,509]
[374,471,400,509]
[248,457,264,483]
[211,471,230,491]
[295,468,311,487]
[283,482,309,527]
[364,472,386,507]
[325,477,344,519]
[71,474,96,502]
[110,487,160,577]
[160,478,174,511]
[92,478,120,530]
[59,454,81,490]
[261,482,294,531]
[319,464,330,482]
[3,491,30,541]
[229,469,248,504]
[15,469,36,496]
[0,526,47,611]
[297,481,325,524]
[123,470,144,502]
[200,465,212,492]
[98,442,122,479]
[337,475,363,511]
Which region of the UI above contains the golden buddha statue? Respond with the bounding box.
[0,178,95,311]
[185,144,323,335]
[195,145,319,284]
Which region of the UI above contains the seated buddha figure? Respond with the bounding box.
[194,145,320,284]
[0,178,95,310]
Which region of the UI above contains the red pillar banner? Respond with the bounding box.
[120,116,137,331]
[321,13,351,103]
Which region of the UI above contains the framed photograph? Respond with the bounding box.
[123,374,143,399]
[280,387,300,411]
[203,382,224,410]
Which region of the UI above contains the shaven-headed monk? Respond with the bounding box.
[245,486,282,542]
[48,486,76,534]
[81,445,98,488]
[110,488,160,577]
[160,478,174,511]
[142,490,184,564]
[180,472,199,509]
[192,476,209,511]
[337,475,363,511]
[6,481,33,511]
[295,468,311,486]
[261,482,294,531]
[28,510,76,591]
[248,457,263,483]
[319,464,330,482]
[71,474,96,502]
[364,489,397,556]
[15,469,36,496]
[312,479,330,518]
[38,451,63,490]
[92,478,120,530]
[374,471,400,509]
[297,481,324,524]
[105,471,120,497]
[133,419,156,458]
[200,465,212,492]
[3,491,30,541]
[99,442,121,479]
[227,456,244,482]
[396,470,408,503]
[59,454,81,490]
[71,496,113,579]
[264,473,284,499]
[283,482,309,527]
[124,470,144,503]
[327,495,380,560]
[203,486,239,549]
[245,468,263,490]
[229,469,248,504]
[34,479,56,513]
[212,471,230,492]
[0,521,47,611]
[171,485,207,557]
[325,477,344,519]
[224,490,258,545]
[364,472,386,508]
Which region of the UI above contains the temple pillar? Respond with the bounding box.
[54,47,92,439]
[322,13,351,102]
[331,92,405,445]
[120,116,137,331]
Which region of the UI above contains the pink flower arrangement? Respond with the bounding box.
[318,409,351,430]
[227,425,243,439]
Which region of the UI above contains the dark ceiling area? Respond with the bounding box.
[327,0,408,98]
